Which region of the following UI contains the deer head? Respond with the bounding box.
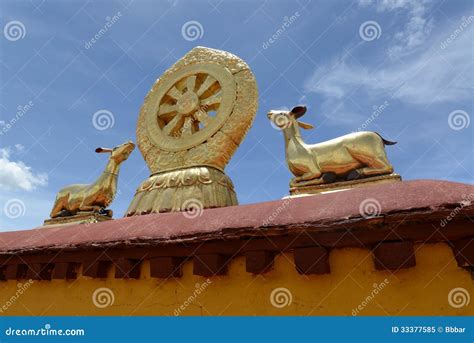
[267,106,314,134]
[96,141,135,163]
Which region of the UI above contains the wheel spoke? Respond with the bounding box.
[200,92,221,107]
[194,109,212,126]
[162,113,183,136]
[196,75,217,96]
[159,104,177,116]
[186,75,196,92]
[167,87,182,100]
[181,117,194,136]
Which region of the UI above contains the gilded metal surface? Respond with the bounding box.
[48,141,135,219]
[43,212,112,227]
[129,47,258,215]
[126,167,237,215]
[136,46,258,173]
[288,173,401,197]
[268,106,398,192]
[144,63,236,152]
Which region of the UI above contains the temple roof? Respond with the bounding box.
[1,179,472,255]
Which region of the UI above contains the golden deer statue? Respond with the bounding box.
[268,106,396,188]
[49,141,135,218]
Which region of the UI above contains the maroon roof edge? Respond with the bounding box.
[0,179,473,254]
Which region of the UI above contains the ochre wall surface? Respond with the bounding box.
[1,243,473,316]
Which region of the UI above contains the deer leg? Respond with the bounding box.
[50,195,68,218]
[357,164,393,177]
[290,172,325,187]
[79,205,102,213]
[350,155,393,179]
[345,146,394,179]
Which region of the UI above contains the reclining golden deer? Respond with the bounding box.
[268,106,396,188]
[49,141,135,218]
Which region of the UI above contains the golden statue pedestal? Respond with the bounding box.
[128,47,258,216]
[43,211,113,227]
[126,166,237,216]
[289,173,402,197]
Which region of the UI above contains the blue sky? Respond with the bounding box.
[1,0,472,231]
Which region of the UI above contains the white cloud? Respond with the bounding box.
[0,147,48,191]
[359,0,434,58]
[304,22,472,107]
[14,144,25,153]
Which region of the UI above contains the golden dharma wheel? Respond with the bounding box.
[145,63,236,152]
[128,47,258,216]
[136,47,258,174]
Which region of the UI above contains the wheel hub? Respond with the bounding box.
[177,92,199,114]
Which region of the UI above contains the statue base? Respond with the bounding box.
[289,173,402,197]
[43,212,113,227]
[125,166,238,216]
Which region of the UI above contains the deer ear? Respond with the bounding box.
[291,106,307,119]
[95,147,112,153]
[298,121,314,130]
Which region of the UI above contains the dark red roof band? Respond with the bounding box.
[0,180,472,279]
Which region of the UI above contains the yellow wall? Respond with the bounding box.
[1,243,473,316]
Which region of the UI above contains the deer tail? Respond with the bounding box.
[375,132,397,145]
